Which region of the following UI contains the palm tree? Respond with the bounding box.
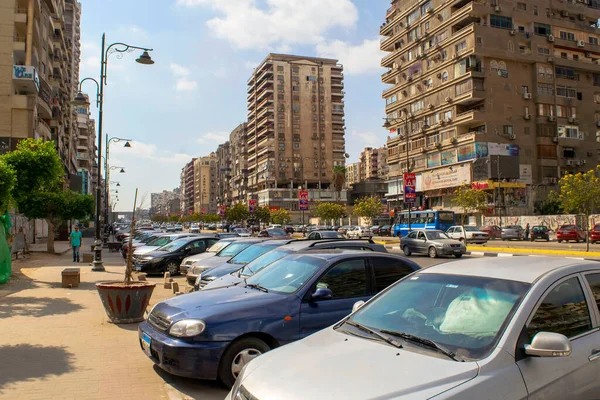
[332,165,347,202]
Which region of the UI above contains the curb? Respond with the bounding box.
[467,245,600,258]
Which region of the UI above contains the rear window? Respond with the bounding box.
[371,257,416,292]
[561,225,577,230]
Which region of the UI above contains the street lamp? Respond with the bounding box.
[73,33,153,271]
[105,137,132,226]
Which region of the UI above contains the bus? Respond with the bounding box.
[393,210,456,237]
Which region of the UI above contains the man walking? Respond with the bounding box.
[70,225,82,263]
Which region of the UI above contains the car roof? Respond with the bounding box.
[290,249,378,259]
[277,239,376,251]
[421,257,590,283]
[311,230,341,234]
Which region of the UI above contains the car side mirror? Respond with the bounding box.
[525,332,571,357]
[352,300,365,313]
[312,287,333,301]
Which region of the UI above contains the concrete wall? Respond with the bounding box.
[482,214,596,231]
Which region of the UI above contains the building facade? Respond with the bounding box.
[229,123,249,205]
[215,141,231,208]
[381,0,600,215]
[345,162,362,188]
[74,93,95,194]
[181,159,196,214]
[359,146,388,181]
[193,154,217,214]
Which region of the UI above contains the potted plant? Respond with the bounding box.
[96,189,156,323]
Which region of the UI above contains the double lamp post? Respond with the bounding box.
[73,33,153,271]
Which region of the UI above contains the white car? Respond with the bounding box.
[228,257,600,400]
[346,226,373,239]
[446,225,489,244]
[234,228,252,237]
[190,224,200,233]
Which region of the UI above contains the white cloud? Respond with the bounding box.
[111,140,194,164]
[244,60,259,70]
[350,131,383,149]
[176,0,359,50]
[196,132,230,144]
[169,63,198,92]
[170,63,191,76]
[316,38,385,75]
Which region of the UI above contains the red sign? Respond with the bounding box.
[298,190,309,211]
[471,182,490,190]
[269,206,281,211]
[248,199,257,213]
[219,205,226,217]
[403,173,416,203]
[201,207,206,215]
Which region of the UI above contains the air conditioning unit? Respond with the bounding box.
[579,13,586,20]
[437,13,443,19]
[421,148,427,153]
[548,35,555,42]
[509,30,516,36]
[576,160,582,166]
[428,103,435,109]
[494,5,501,12]
[577,40,585,48]
[440,120,446,126]
[509,133,516,140]
[586,52,592,58]
[436,142,442,148]
[582,159,587,164]
[445,96,452,102]
[399,22,404,27]
[450,137,458,144]
[553,137,559,143]
[524,114,531,120]
[548,116,555,122]
[549,177,558,184]
[446,117,453,123]
[566,160,574,166]
[452,53,458,59]
[523,93,532,99]
[561,10,569,17]
[426,7,434,14]
[407,76,413,81]
[547,57,554,63]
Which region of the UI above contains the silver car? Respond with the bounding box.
[401,229,466,258]
[502,225,525,241]
[228,257,600,400]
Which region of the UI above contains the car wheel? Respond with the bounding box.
[403,245,412,256]
[428,246,437,258]
[166,261,179,276]
[575,238,580,243]
[454,254,463,258]
[558,240,562,243]
[219,337,270,389]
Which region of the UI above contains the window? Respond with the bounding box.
[455,79,473,96]
[534,23,552,36]
[558,125,581,139]
[557,86,577,98]
[527,277,592,339]
[521,86,529,94]
[277,66,284,72]
[306,76,317,82]
[292,66,299,73]
[594,73,600,87]
[408,26,421,42]
[517,2,527,10]
[533,5,538,15]
[590,37,599,46]
[386,94,398,105]
[503,125,513,135]
[559,31,576,41]
[425,21,430,31]
[420,0,432,14]
[455,41,467,53]
[410,99,424,113]
[435,30,448,44]
[556,66,576,80]
[585,274,600,314]
[490,15,513,29]
[425,78,433,88]
[560,52,568,59]
[537,103,554,116]
[316,259,367,299]
[537,84,554,96]
[407,8,421,25]
[538,47,550,56]
[518,45,527,54]
[595,93,600,103]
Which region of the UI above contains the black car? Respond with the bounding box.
[305,230,344,240]
[530,225,550,241]
[284,225,295,234]
[214,232,240,239]
[379,225,392,236]
[135,236,219,275]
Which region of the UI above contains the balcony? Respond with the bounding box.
[36,118,51,139]
[382,67,400,84]
[256,107,274,122]
[332,117,345,126]
[331,79,344,89]
[76,152,89,160]
[453,108,485,126]
[256,95,273,110]
[14,7,27,24]
[13,34,25,52]
[454,77,485,105]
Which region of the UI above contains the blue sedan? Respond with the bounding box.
[138,250,420,388]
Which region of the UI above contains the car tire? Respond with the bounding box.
[403,245,412,256]
[166,261,179,276]
[428,246,437,258]
[454,254,463,258]
[219,337,270,389]
[558,240,562,243]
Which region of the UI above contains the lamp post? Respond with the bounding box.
[105,137,132,225]
[72,34,153,271]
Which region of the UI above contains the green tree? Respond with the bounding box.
[451,184,489,226]
[151,214,165,223]
[253,206,271,226]
[0,159,16,213]
[332,165,347,202]
[312,202,345,224]
[534,190,564,215]
[271,209,291,225]
[225,203,249,223]
[353,196,384,225]
[168,214,179,223]
[203,213,222,223]
[2,139,94,253]
[558,169,600,251]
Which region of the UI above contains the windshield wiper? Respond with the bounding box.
[379,330,462,362]
[246,283,269,292]
[344,321,403,349]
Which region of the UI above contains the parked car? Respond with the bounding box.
[590,224,600,244]
[378,225,392,236]
[233,228,251,237]
[557,225,586,243]
[190,224,200,233]
[258,228,290,238]
[228,257,600,400]
[337,226,352,235]
[370,226,381,235]
[214,232,240,239]
[530,225,550,242]
[401,229,466,258]
[501,225,525,241]
[202,239,389,291]
[174,224,183,232]
[133,233,206,257]
[121,232,163,259]
[347,226,374,239]
[284,225,295,234]
[480,225,502,239]
[446,225,489,244]
[134,236,217,275]
[139,250,420,388]
[305,230,344,240]
[179,238,242,275]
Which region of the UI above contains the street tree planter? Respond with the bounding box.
[96,189,154,324]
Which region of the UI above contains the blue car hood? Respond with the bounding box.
[153,284,286,321]
[202,262,245,279]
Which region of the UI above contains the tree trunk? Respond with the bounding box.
[586,213,590,252]
[46,219,55,254]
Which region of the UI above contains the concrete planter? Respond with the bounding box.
[96,281,156,324]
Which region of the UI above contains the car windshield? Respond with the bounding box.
[146,236,172,246]
[345,273,530,360]
[229,243,282,265]
[532,226,546,232]
[235,228,249,234]
[246,254,327,293]
[463,226,479,232]
[217,241,253,257]
[157,238,190,252]
[239,249,293,278]
[438,212,454,223]
[425,231,450,240]
[561,225,577,230]
[505,226,520,230]
[267,229,287,236]
[207,240,231,253]
[321,232,344,239]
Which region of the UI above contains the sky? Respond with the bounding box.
[78,0,388,211]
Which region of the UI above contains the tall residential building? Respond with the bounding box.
[246,54,347,192]
[346,162,362,187]
[229,123,249,204]
[381,0,600,214]
[359,146,388,181]
[2,0,81,176]
[181,159,196,214]
[215,141,231,208]
[193,154,217,214]
[74,93,95,194]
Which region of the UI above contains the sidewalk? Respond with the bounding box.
[0,239,228,400]
[28,240,71,255]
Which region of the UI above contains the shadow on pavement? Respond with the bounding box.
[0,296,84,318]
[152,365,229,399]
[0,344,74,391]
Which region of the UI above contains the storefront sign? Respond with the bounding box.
[488,143,519,157]
[422,163,471,191]
[298,190,309,211]
[471,181,489,190]
[427,152,441,168]
[248,199,257,214]
[517,164,532,185]
[218,206,226,216]
[12,65,40,92]
[441,149,457,165]
[457,142,489,162]
[403,173,416,203]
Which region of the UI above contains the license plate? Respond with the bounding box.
[454,249,461,253]
[136,265,142,271]
[141,332,152,356]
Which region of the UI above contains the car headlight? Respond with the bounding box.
[149,257,164,263]
[169,319,206,337]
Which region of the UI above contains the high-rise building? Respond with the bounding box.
[359,146,388,181]
[381,0,600,214]
[229,123,249,204]
[3,0,81,173]
[215,141,231,208]
[181,159,196,214]
[73,94,96,194]
[193,154,217,214]
[345,162,362,188]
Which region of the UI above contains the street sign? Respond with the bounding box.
[248,199,257,214]
[298,190,309,211]
[219,206,226,217]
[403,173,416,203]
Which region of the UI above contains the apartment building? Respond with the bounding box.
[381,0,600,214]
[2,0,82,177]
[215,141,231,208]
[193,154,217,214]
[181,159,196,214]
[229,123,249,204]
[73,93,96,194]
[346,162,362,187]
[359,146,389,181]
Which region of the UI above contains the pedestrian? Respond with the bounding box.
[525,223,530,240]
[70,225,82,263]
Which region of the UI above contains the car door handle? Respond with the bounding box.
[589,350,600,362]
